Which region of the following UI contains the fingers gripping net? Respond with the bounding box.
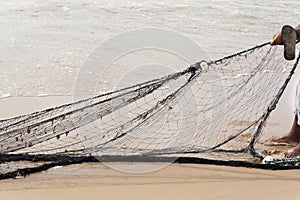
[0,43,299,178]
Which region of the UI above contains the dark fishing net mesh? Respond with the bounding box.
[1,42,300,179]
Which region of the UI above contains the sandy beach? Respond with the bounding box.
[0,70,299,200]
[1,163,300,200]
[0,69,299,200]
[2,1,300,199]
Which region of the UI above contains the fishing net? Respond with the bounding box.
[1,42,300,179]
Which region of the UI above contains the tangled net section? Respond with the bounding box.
[0,42,300,179]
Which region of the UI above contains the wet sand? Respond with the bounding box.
[0,72,299,200]
[1,47,300,200]
[0,70,300,200]
[1,163,300,200]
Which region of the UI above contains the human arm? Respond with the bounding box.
[270,24,300,45]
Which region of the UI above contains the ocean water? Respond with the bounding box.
[1,0,299,99]
[0,0,300,123]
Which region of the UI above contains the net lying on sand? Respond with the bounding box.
[1,42,300,179]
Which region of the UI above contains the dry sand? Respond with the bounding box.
[1,163,300,200]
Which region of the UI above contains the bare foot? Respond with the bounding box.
[268,135,300,147]
[268,115,300,147]
[284,144,300,157]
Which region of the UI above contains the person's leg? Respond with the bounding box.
[270,115,300,146]
[271,78,300,147]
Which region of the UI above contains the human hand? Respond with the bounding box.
[270,32,283,45]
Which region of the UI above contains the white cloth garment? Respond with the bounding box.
[295,78,300,125]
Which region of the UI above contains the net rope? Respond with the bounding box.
[1,42,300,179]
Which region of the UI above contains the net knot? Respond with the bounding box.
[188,60,209,74]
[267,104,276,112]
